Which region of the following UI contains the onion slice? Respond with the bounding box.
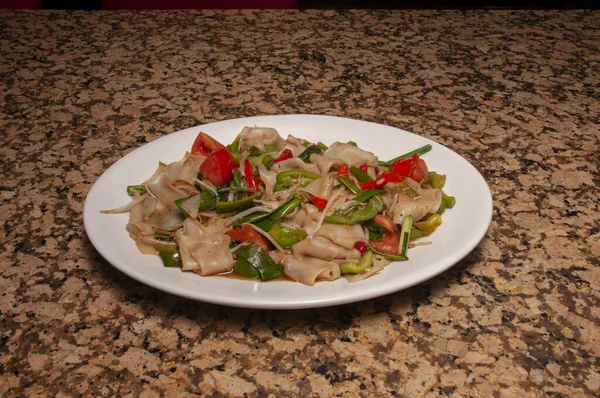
[101,193,149,214]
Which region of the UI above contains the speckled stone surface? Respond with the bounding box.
[1,9,599,397]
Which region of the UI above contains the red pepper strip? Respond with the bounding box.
[358,172,405,190]
[310,195,328,210]
[243,159,261,191]
[273,148,293,164]
[359,164,369,174]
[354,241,367,254]
[337,164,349,176]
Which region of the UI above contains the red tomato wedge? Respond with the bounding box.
[199,148,235,186]
[388,154,428,183]
[225,225,270,251]
[369,214,400,255]
[191,132,226,156]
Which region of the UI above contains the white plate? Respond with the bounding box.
[84,115,493,309]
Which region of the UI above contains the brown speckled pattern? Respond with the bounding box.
[1,9,599,397]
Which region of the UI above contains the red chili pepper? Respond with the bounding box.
[359,164,369,174]
[354,241,367,254]
[273,148,293,164]
[337,164,349,176]
[358,172,405,190]
[310,195,328,210]
[243,159,260,191]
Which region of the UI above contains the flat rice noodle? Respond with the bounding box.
[146,205,186,231]
[387,181,442,224]
[292,236,361,261]
[323,142,378,167]
[283,203,321,235]
[299,172,334,199]
[146,164,198,210]
[273,157,319,173]
[309,154,344,175]
[163,152,206,185]
[314,223,367,249]
[175,218,234,274]
[126,196,160,253]
[257,163,278,194]
[281,255,341,286]
[236,126,286,151]
[283,134,309,157]
[128,195,158,224]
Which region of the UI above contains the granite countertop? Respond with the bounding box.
[1,9,599,397]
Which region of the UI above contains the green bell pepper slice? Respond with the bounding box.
[274,169,321,191]
[127,184,146,196]
[340,250,374,274]
[154,244,181,268]
[325,196,383,225]
[268,223,308,248]
[232,257,260,279]
[428,171,446,189]
[414,213,442,235]
[233,242,283,281]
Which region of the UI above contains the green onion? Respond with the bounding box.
[368,246,408,261]
[298,145,323,162]
[349,166,372,183]
[252,195,304,231]
[379,144,433,166]
[353,189,385,203]
[337,176,361,194]
[215,191,262,214]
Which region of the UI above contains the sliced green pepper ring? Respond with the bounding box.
[325,196,383,225]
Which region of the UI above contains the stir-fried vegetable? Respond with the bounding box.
[105,127,455,286]
[233,242,283,281]
[325,196,383,225]
[268,223,308,248]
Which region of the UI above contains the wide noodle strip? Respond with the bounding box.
[103,127,455,285]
